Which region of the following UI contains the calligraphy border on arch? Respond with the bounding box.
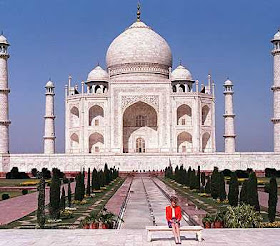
[121,95,159,112]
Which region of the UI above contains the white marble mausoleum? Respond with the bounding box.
[1,8,280,172]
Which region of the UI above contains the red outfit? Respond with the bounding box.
[166,205,182,222]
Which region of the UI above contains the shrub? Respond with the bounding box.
[22,189,28,195]
[2,193,10,200]
[31,168,38,177]
[268,177,278,222]
[265,168,277,178]
[211,167,220,199]
[228,172,239,206]
[222,169,232,177]
[235,170,249,179]
[247,172,260,211]
[41,168,51,179]
[224,204,262,228]
[6,167,30,179]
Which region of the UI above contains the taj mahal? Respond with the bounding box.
[1,7,280,172]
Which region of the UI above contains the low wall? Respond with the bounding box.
[1,152,280,173]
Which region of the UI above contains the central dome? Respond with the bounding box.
[106,21,172,78]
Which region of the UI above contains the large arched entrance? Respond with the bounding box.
[123,101,158,153]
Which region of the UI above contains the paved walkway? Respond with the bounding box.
[121,177,189,229]
[0,228,279,245]
[0,182,76,225]
[105,177,133,216]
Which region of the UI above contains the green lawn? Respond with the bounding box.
[0,191,23,200]
[0,179,32,187]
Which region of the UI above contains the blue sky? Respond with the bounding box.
[0,0,279,153]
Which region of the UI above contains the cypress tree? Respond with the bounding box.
[268,177,278,222]
[247,172,260,211]
[211,167,220,199]
[219,172,227,201]
[104,163,110,185]
[92,168,100,191]
[196,166,201,190]
[190,170,196,190]
[240,180,248,204]
[99,170,105,188]
[174,165,179,182]
[81,171,85,199]
[205,176,211,194]
[67,182,72,207]
[49,168,61,219]
[201,172,206,187]
[187,167,191,187]
[74,172,83,201]
[228,172,239,206]
[37,175,45,228]
[60,187,66,211]
[87,168,91,196]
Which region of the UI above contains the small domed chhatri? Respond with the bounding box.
[87,65,109,82]
[45,80,54,88]
[0,33,9,45]
[224,78,233,86]
[272,30,280,41]
[171,65,193,81]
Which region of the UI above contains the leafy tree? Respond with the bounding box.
[49,168,61,219]
[228,172,239,206]
[37,175,45,228]
[205,176,211,194]
[60,187,66,211]
[268,177,278,222]
[240,180,248,204]
[67,182,72,207]
[219,172,227,201]
[247,172,260,211]
[87,168,91,196]
[31,168,38,177]
[211,167,220,199]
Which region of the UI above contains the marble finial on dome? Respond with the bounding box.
[137,2,141,22]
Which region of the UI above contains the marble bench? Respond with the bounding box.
[146,225,203,242]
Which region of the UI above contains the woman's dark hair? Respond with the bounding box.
[170,196,178,204]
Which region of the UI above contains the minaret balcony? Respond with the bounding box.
[271,118,280,123]
[0,120,11,126]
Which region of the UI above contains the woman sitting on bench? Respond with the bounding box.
[166,196,182,244]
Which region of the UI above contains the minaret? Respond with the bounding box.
[44,80,56,154]
[271,30,280,152]
[0,33,11,154]
[223,78,236,153]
